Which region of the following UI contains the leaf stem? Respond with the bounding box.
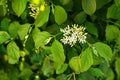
[72,72,76,80]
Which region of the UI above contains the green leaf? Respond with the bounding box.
[105,25,119,42]
[96,0,111,9]
[67,47,78,60]
[42,46,52,55]
[0,31,10,44]
[0,70,9,80]
[60,0,71,5]
[99,62,114,80]
[85,22,98,37]
[115,0,120,6]
[34,6,50,27]
[9,68,19,80]
[46,24,61,35]
[93,42,112,61]
[42,57,54,77]
[115,58,120,79]
[93,55,103,65]
[25,35,35,53]
[62,0,73,11]
[31,53,43,64]
[51,40,65,64]
[56,63,68,74]
[8,21,20,38]
[107,4,120,19]
[12,0,27,17]
[0,0,8,16]
[8,58,18,65]
[114,20,120,28]
[0,4,7,17]
[54,5,67,25]
[7,41,20,64]
[0,5,4,17]
[20,68,33,80]
[18,23,31,40]
[32,28,51,49]
[106,68,114,80]
[0,44,7,54]
[74,11,87,24]
[56,74,67,80]
[69,56,81,74]
[82,0,96,15]
[78,72,96,80]
[115,35,120,50]
[47,78,55,80]
[0,18,11,31]
[88,68,104,77]
[80,48,93,72]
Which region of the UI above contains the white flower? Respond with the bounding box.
[60,25,71,36]
[60,24,87,47]
[61,36,69,44]
[78,33,87,43]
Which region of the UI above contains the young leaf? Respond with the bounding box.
[18,23,31,40]
[107,4,120,19]
[105,25,119,42]
[32,28,51,49]
[80,48,93,72]
[69,56,81,74]
[54,5,67,25]
[7,41,20,64]
[8,21,20,38]
[82,0,96,15]
[93,42,112,61]
[34,6,50,27]
[12,0,27,17]
[51,40,65,64]
[0,31,10,44]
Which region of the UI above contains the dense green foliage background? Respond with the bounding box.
[0,0,120,80]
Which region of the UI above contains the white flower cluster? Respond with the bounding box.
[60,24,87,47]
[29,4,40,19]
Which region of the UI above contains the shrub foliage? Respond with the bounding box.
[0,0,120,80]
